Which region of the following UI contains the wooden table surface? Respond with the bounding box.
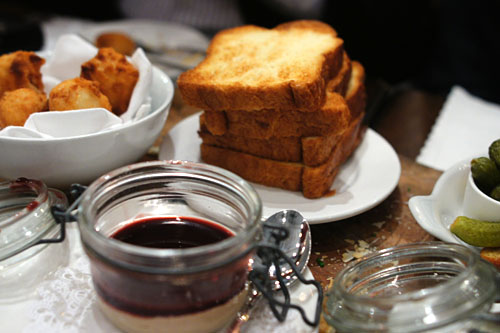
[158,83,447,290]
[307,83,446,287]
[309,155,441,285]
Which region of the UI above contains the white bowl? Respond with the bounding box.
[463,170,500,222]
[409,159,500,248]
[409,160,470,245]
[0,67,173,189]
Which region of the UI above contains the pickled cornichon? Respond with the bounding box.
[489,139,500,169]
[490,184,500,201]
[470,157,500,193]
[450,216,500,247]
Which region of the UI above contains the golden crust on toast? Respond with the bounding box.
[178,20,344,111]
[199,59,365,166]
[202,56,361,140]
[346,61,366,118]
[302,113,365,198]
[201,112,365,198]
[201,142,304,191]
[187,20,367,198]
[327,52,352,96]
[480,247,500,270]
[204,91,350,139]
[199,113,303,162]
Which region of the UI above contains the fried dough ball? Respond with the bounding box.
[95,32,136,56]
[81,47,139,116]
[49,78,112,112]
[0,88,48,128]
[0,51,45,97]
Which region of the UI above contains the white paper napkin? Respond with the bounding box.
[24,109,122,138]
[41,34,98,82]
[0,34,152,139]
[417,86,500,171]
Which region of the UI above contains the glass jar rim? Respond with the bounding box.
[325,241,499,332]
[332,242,480,303]
[0,178,67,261]
[77,160,263,273]
[0,178,48,229]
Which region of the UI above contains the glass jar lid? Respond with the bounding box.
[0,178,68,261]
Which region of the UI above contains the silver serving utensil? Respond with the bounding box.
[129,38,206,71]
[228,210,314,331]
[142,51,204,71]
[256,210,312,289]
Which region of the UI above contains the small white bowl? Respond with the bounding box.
[409,160,500,248]
[463,170,500,222]
[0,67,173,189]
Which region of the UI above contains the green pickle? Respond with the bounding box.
[489,139,500,169]
[470,157,500,193]
[450,216,500,247]
[490,184,500,201]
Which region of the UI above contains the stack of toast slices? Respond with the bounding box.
[178,20,367,198]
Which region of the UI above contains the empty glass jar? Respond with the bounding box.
[324,242,500,333]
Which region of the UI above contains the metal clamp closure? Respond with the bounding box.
[37,184,87,245]
[249,222,323,327]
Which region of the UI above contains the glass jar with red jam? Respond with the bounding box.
[76,160,262,333]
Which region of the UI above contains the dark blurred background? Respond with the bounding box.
[1,0,499,104]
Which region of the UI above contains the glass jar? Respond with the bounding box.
[0,178,68,300]
[324,242,500,333]
[76,160,262,333]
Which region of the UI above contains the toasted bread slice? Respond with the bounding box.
[302,113,364,198]
[301,61,365,166]
[200,112,365,198]
[201,59,361,140]
[480,247,500,270]
[327,52,352,96]
[178,20,344,111]
[199,60,365,166]
[204,91,350,139]
[199,112,346,167]
[199,114,346,166]
[345,61,366,119]
[199,114,305,163]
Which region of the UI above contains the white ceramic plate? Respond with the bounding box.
[80,19,209,52]
[409,160,474,247]
[80,19,209,79]
[159,113,401,224]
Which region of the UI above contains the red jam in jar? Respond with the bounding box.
[111,216,234,249]
[91,216,245,318]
